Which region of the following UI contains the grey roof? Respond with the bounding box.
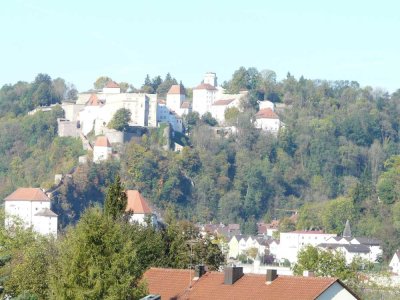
[353,237,381,246]
[343,220,352,238]
[318,243,342,250]
[343,244,370,253]
[34,208,58,217]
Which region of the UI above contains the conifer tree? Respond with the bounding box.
[104,174,127,220]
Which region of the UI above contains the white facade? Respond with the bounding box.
[254,116,281,134]
[4,188,58,237]
[93,145,112,162]
[390,252,400,275]
[192,86,218,117]
[278,231,337,263]
[316,282,357,300]
[77,92,158,136]
[157,103,183,133]
[203,72,217,87]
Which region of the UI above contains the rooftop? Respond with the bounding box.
[125,190,152,214]
[143,268,359,300]
[168,84,185,95]
[212,99,234,106]
[94,136,111,148]
[193,83,218,91]
[34,208,58,217]
[105,81,120,88]
[255,108,279,119]
[5,188,50,202]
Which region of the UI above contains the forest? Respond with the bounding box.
[1,69,400,259]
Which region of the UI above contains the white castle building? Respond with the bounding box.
[4,188,58,237]
[192,73,247,124]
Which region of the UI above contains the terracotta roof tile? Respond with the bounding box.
[193,83,217,91]
[5,188,50,202]
[143,268,194,300]
[212,99,234,106]
[255,108,279,119]
[142,268,358,300]
[105,81,120,88]
[168,85,185,95]
[125,190,152,214]
[87,94,102,106]
[94,136,111,148]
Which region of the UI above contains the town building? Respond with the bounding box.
[254,107,282,135]
[93,136,112,163]
[125,190,157,226]
[142,266,360,299]
[4,188,58,237]
[317,221,382,264]
[165,84,191,116]
[278,230,337,263]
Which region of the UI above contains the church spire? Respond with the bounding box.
[343,219,352,238]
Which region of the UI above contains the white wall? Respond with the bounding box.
[316,282,357,300]
[32,215,57,237]
[5,200,50,228]
[278,232,336,263]
[93,145,112,163]
[254,118,281,134]
[193,89,216,116]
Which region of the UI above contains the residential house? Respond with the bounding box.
[278,230,337,263]
[318,221,382,264]
[93,136,112,163]
[254,108,282,135]
[125,190,156,226]
[4,188,58,237]
[142,266,360,299]
[389,250,400,275]
[157,100,183,133]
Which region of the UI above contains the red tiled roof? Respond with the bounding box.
[143,268,194,300]
[125,190,152,214]
[94,136,111,148]
[87,94,102,106]
[255,108,279,119]
[212,99,234,106]
[193,83,217,91]
[168,85,185,95]
[142,268,358,300]
[105,81,120,88]
[5,188,50,202]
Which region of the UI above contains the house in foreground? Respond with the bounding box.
[142,266,359,299]
[4,188,58,237]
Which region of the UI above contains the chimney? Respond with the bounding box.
[266,269,278,284]
[195,265,206,278]
[303,270,315,277]
[224,266,243,285]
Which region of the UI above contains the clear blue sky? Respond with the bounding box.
[1,0,399,92]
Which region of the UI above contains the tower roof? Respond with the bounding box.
[5,188,50,202]
[168,84,185,95]
[87,94,102,106]
[343,220,352,238]
[125,190,152,214]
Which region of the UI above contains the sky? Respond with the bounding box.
[1,0,399,92]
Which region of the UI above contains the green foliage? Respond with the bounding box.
[293,245,357,282]
[93,76,113,90]
[108,108,131,131]
[0,74,73,117]
[200,112,218,126]
[49,208,147,300]
[0,108,84,199]
[104,174,127,220]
